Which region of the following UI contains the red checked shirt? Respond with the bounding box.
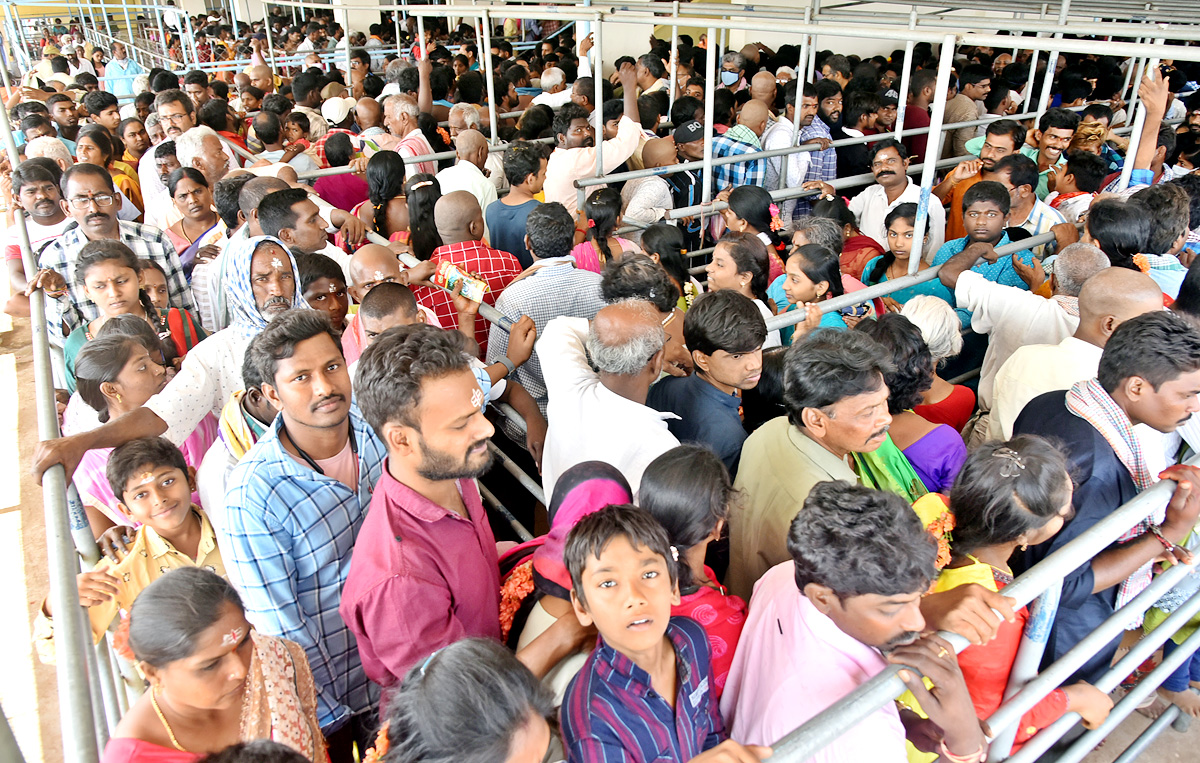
[412,240,521,355]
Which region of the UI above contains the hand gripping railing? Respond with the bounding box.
[765,456,1199,762]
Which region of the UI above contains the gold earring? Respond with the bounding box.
[115,393,122,403]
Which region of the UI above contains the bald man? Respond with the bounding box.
[538,301,679,497]
[749,71,779,109]
[622,138,680,242]
[435,129,498,236]
[711,99,771,191]
[248,64,275,94]
[410,190,521,354]
[990,267,1167,441]
[355,97,386,139]
[342,244,440,364]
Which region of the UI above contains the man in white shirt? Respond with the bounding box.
[539,303,679,499]
[435,129,498,238]
[938,242,1109,434]
[762,81,816,223]
[989,267,1166,442]
[827,139,946,255]
[544,63,642,216]
[532,67,574,109]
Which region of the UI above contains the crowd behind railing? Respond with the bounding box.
[7,2,1200,763]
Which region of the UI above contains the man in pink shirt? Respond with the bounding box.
[720,481,990,763]
[379,94,437,175]
[340,324,503,697]
[543,62,643,217]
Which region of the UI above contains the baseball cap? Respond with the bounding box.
[674,119,704,143]
[320,81,348,100]
[321,96,357,125]
[42,45,60,56]
[879,88,900,107]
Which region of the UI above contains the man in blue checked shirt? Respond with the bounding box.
[710,100,770,193]
[219,310,386,762]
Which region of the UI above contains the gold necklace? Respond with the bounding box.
[150,689,189,752]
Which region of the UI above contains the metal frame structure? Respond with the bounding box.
[8,1,1200,761]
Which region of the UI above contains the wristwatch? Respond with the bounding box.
[498,356,517,377]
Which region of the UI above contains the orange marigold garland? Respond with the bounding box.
[436,126,452,147]
[499,560,535,641]
[362,721,390,763]
[1133,253,1150,274]
[112,614,135,662]
[926,511,956,570]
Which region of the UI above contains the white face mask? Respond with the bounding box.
[721,70,740,87]
[1173,164,1194,177]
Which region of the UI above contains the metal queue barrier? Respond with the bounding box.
[10,1,1200,760]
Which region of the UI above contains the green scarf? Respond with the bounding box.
[723,123,762,150]
[852,433,929,503]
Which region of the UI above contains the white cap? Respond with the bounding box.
[321,96,357,125]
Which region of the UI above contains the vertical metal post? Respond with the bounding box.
[1022,36,1042,113]
[908,34,956,274]
[184,12,200,69]
[93,641,121,738]
[591,11,603,180]
[792,8,812,144]
[0,706,27,763]
[481,11,497,145]
[701,25,717,215]
[989,582,1062,760]
[0,58,101,763]
[1035,0,1071,120]
[121,5,134,51]
[669,12,678,112]
[85,638,110,748]
[154,8,169,69]
[394,4,402,56]
[895,8,917,139]
[265,13,277,72]
[1125,53,1151,133]
[416,13,425,62]
[1117,42,1164,192]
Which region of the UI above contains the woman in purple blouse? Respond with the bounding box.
[856,313,968,494]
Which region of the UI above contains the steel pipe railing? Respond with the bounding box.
[0,34,101,763]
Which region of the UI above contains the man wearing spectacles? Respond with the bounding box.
[35,164,194,349]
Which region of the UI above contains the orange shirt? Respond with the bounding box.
[945,173,984,241]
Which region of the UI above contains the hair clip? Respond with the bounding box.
[821,194,835,202]
[669,545,679,562]
[994,447,1026,478]
[410,180,434,190]
[680,248,688,255]
[588,219,596,228]
[419,647,444,676]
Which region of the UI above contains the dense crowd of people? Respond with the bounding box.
[12,7,1200,763]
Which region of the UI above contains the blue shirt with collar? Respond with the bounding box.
[647,372,748,476]
[216,404,386,731]
[931,232,1037,328]
[562,617,724,763]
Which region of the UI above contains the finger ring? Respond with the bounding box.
[937,648,949,658]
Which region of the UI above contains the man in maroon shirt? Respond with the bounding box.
[341,325,588,700]
[411,190,521,355]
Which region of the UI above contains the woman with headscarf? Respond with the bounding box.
[506,461,634,705]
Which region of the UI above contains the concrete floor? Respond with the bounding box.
[1,317,1199,762]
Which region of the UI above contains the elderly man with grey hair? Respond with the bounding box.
[379,93,436,174]
[532,67,573,109]
[448,103,507,192]
[938,240,1112,444]
[721,51,748,92]
[538,301,680,498]
[175,125,231,187]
